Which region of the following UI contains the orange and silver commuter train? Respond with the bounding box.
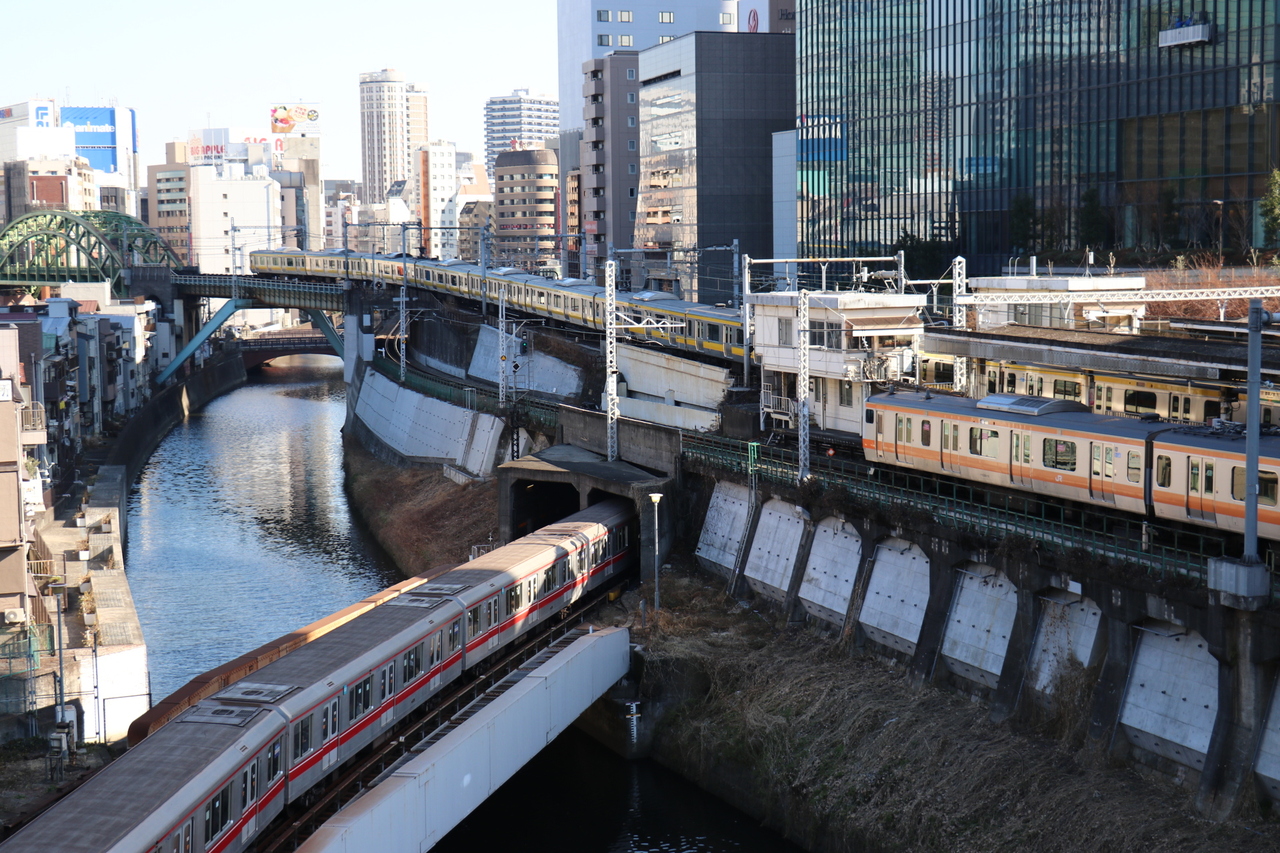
[865,391,1280,542]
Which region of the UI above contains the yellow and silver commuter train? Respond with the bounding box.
[249,248,747,363]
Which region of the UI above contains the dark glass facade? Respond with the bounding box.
[633,32,795,304]
[797,1,1279,272]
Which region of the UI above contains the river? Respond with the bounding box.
[125,355,802,852]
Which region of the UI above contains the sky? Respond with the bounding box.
[6,0,559,180]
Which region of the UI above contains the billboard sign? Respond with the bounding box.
[270,103,321,135]
[63,107,117,146]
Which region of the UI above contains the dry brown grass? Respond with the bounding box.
[621,560,1280,853]
[343,438,498,577]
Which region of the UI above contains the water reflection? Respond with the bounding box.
[126,356,402,701]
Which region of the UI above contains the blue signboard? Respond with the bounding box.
[62,107,120,173]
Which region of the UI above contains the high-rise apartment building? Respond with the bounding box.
[556,0,746,132]
[632,32,795,305]
[416,140,459,259]
[483,90,558,184]
[359,69,428,205]
[578,51,640,283]
[494,148,559,276]
[797,1,1280,273]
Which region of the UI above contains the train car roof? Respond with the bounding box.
[225,595,462,703]
[2,707,278,853]
[868,391,1172,439]
[1153,422,1280,455]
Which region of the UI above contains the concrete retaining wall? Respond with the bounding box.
[689,472,1280,815]
[353,370,503,476]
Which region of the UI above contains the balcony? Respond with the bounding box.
[584,102,606,121]
[19,403,45,446]
[583,78,605,97]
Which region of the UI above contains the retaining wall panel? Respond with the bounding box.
[798,517,862,627]
[858,539,930,656]
[940,569,1018,688]
[694,481,752,578]
[742,499,805,603]
[1119,629,1219,771]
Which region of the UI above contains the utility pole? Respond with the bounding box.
[606,260,619,461]
[498,285,509,409]
[797,288,810,483]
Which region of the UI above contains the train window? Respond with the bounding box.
[1103,448,1115,478]
[1205,401,1221,420]
[1156,455,1172,488]
[487,598,500,626]
[292,715,313,759]
[241,766,252,811]
[1229,467,1276,503]
[448,619,461,651]
[1035,376,1044,396]
[1006,373,1016,394]
[987,372,997,394]
[1127,451,1141,482]
[969,428,999,458]
[865,408,875,425]
[1171,396,1181,416]
[1124,390,1157,414]
[1043,439,1077,471]
[349,676,373,720]
[527,577,538,602]
[430,633,442,666]
[896,415,912,444]
[921,420,931,447]
[708,324,722,342]
[545,566,556,594]
[507,584,523,613]
[468,606,482,636]
[403,643,423,682]
[382,663,395,700]
[1053,380,1082,401]
[267,738,283,780]
[204,782,232,843]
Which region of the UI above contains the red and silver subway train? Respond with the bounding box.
[0,500,636,853]
[865,391,1280,542]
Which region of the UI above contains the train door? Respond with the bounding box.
[1010,430,1033,487]
[940,421,959,472]
[1089,442,1117,503]
[895,413,914,465]
[1186,456,1217,521]
[240,761,259,841]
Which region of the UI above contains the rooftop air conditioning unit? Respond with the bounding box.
[4,609,27,625]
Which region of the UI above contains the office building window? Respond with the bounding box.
[720,12,733,24]
[628,140,637,150]
[597,9,610,21]
[629,163,637,174]
[626,68,636,80]
[628,116,637,127]
[598,34,611,45]
[658,11,673,23]
[658,35,674,42]
[619,10,631,21]
[627,92,637,103]
[619,34,632,46]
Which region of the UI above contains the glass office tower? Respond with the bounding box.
[796,1,1278,273]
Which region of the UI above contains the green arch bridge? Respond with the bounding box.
[0,210,182,298]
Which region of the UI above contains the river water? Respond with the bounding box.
[125,355,802,852]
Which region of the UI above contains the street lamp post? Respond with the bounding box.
[649,493,663,614]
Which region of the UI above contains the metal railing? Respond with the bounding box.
[19,402,44,432]
[0,624,54,677]
[681,433,1221,585]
